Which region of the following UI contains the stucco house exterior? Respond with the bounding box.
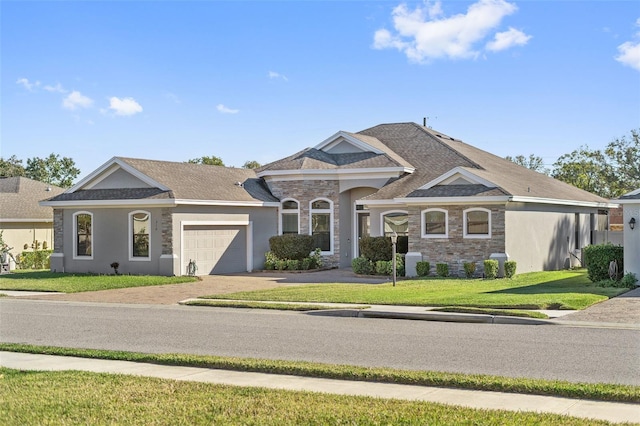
[41,122,614,276]
[615,188,640,278]
[1,177,64,264]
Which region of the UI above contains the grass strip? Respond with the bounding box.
[431,306,549,319]
[199,270,627,311]
[1,368,615,426]
[1,343,637,404]
[0,270,197,293]
[184,299,370,311]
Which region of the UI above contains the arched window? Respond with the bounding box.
[73,211,93,259]
[464,208,491,238]
[280,199,299,235]
[422,208,448,238]
[129,210,150,260]
[310,198,333,253]
[381,211,408,236]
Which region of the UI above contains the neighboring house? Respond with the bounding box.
[0,177,65,261]
[615,189,640,278]
[41,122,614,276]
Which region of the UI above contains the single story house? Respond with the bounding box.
[1,177,64,265]
[615,188,640,278]
[41,122,614,276]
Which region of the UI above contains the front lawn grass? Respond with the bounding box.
[1,368,616,426]
[2,344,638,403]
[0,270,197,293]
[430,306,549,319]
[201,269,627,310]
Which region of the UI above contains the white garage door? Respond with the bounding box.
[183,225,247,275]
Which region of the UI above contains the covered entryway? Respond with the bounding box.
[182,224,249,275]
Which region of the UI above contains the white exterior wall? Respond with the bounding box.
[622,204,640,277]
[0,222,54,257]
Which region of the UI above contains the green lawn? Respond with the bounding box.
[1,368,616,426]
[201,269,627,310]
[0,270,197,293]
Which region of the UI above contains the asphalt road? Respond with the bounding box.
[1,299,638,386]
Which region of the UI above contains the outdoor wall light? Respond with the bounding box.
[630,217,636,230]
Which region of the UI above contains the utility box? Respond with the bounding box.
[489,253,509,278]
[404,252,423,277]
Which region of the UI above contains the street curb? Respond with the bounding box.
[307,309,552,325]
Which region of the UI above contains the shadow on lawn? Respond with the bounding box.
[487,274,628,298]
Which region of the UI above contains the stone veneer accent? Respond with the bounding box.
[53,209,64,253]
[161,208,173,255]
[408,204,506,277]
[265,179,341,267]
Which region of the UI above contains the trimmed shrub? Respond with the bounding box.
[583,244,624,282]
[264,251,278,270]
[18,250,52,270]
[463,262,476,279]
[359,236,392,262]
[300,258,312,270]
[352,257,373,275]
[436,262,449,278]
[269,234,315,261]
[416,261,430,277]
[393,253,405,277]
[504,261,517,279]
[375,260,392,276]
[285,259,300,270]
[620,273,638,288]
[484,259,499,279]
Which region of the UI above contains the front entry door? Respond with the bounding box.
[356,212,370,257]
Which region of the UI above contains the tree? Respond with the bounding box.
[552,146,615,198]
[604,129,639,195]
[0,155,26,177]
[242,160,261,169]
[551,130,639,198]
[25,154,80,188]
[505,154,549,175]
[187,156,224,166]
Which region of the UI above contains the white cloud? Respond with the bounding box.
[268,71,288,81]
[44,83,67,93]
[216,104,239,114]
[62,91,93,110]
[108,97,143,116]
[615,18,640,72]
[16,78,40,91]
[373,0,530,62]
[486,27,532,51]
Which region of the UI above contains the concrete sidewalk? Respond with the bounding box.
[1,351,638,424]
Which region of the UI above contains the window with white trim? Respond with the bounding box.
[74,211,93,259]
[310,199,332,253]
[129,211,150,260]
[422,208,448,238]
[281,199,299,234]
[464,208,491,238]
[382,211,408,236]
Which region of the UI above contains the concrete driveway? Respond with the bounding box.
[555,286,640,325]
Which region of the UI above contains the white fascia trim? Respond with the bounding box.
[258,167,413,181]
[40,199,177,208]
[314,131,384,154]
[181,220,250,226]
[0,218,53,223]
[396,196,510,205]
[614,199,639,205]
[418,167,497,190]
[509,196,617,208]
[176,199,281,207]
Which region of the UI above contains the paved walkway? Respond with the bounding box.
[1,351,638,424]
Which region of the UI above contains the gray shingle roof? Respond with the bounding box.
[358,123,610,203]
[617,189,640,201]
[0,177,64,220]
[408,184,508,198]
[47,188,172,202]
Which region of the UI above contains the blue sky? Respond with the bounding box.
[2,0,639,181]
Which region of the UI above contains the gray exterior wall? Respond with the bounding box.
[169,205,278,275]
[56,207,166,275]
[52,204,277,276]
[622,203,640,277]
[505,203,595,273]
